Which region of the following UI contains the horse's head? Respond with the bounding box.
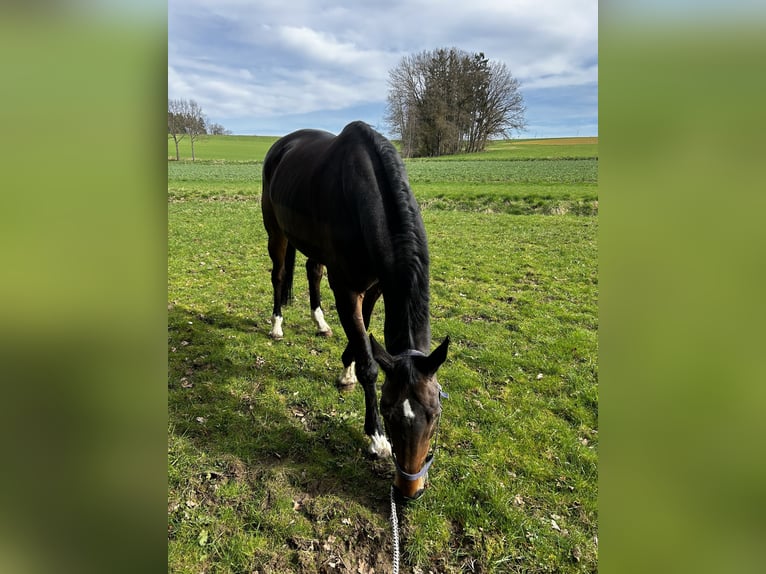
[371,335,450,500]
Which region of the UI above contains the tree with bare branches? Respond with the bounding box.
[167,98,188,161]
[385,48,526,157]
[184,99,206,162]
[208,123,231,136]
[167,98,208,161]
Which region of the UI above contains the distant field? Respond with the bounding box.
[440,139,598,161]
[168,135,279,162]
[168,134,597,162]
[512,137,598,146]
[168,136,598,216]
[168,136,598,572]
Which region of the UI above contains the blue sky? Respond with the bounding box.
[168,0,598,139]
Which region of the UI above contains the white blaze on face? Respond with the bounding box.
[270,314,284,339]
[402,398,415,420]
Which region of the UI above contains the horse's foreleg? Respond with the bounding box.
[332,287,390,458]
[306,259,332,337]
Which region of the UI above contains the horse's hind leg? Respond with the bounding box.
[337,283,382,385]
[337,283,382,387]
[266,233,289,339]
[337,346,357,388]
[361,283,382,330]
[306,259,332,337]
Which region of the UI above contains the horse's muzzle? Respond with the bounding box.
[392,452,433,500]
[393,482,426,502]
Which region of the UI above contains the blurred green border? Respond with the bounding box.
[600,14,766,574]
[0,10,168,574]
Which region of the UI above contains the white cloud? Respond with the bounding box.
[278,26,358,64]
[273,25,400,86]
[168,0,598,136]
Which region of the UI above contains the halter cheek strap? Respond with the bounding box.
[401,348,427,358]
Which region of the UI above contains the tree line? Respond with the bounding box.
[168,98,230,161]
[385,47,526,157]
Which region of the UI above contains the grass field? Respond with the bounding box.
[168,135,598,573]
[169,135,278,162]
[167,136,597,217]
[167,135,597,163]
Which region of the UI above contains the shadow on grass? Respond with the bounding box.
[168,303,393,511]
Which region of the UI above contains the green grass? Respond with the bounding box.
[169,134,279,162]
[168,134,596,163]
[425,138,598,161]
[168,137,598,216]
[405,158,597,183]
[168,137,598,573]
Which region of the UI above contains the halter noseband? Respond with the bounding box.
[388,348,449,483]
[393,453,435,481]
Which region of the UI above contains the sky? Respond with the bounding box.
[168,0,598,139]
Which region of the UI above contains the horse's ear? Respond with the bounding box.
[370,334,394,374]
[413,336,450,376]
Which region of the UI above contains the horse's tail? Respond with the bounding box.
[281,242,296,306]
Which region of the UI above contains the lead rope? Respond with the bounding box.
[390,485,400,574]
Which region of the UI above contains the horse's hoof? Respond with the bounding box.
[368,432,392,458]
[311,308,332,337]
[336,378,356,391]
[335,362,357,389]
[270,315,284,339]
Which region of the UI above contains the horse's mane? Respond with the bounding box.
[344,122,431,351]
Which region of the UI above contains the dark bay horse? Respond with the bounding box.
[261,121,449,499]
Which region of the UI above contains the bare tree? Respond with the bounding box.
[208,123,231,135]
[474,60,526,147]
[386,48,526,157]
[167,98,187,161]
[167,98,208,161]
[184,100,206,162]
[385,52,429,157]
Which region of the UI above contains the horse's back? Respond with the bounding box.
[262,122,416,290]
[263,128,335,188]
[263,122,384,228]
[264,121,387,187]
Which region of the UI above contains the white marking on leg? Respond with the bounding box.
[311,307,332,336]
[269,314,284,339]
[402,399,415,420]
[369,431,392,458]
[337,361,357,386]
